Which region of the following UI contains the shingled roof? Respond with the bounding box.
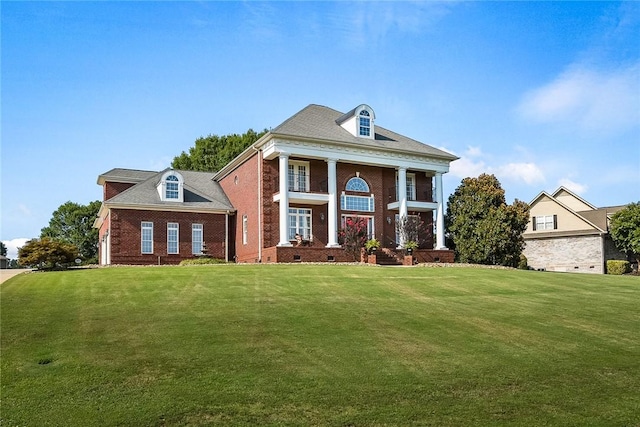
[103,168,233,212]
[270,104,457,160]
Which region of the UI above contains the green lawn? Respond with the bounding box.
[1,265,638,426]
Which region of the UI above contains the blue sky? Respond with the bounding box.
[2,1,639,258]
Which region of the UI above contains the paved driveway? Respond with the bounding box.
[0,269,32,284]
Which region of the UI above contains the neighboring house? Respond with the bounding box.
[95,104,458,264]
[523,187,628,274]
[0,255,8,269]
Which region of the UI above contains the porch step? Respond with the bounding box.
[374,250,402,266]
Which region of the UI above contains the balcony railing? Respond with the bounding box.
[387,187,433,203]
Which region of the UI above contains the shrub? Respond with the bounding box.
[365,238,381,253]
[607,260,630,275]
[179,258,227,266]
[17,237,79,270]
[518,254,528,270]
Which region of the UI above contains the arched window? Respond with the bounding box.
[165,175,180,199]
[358,110,371,137]
[157,170,184,202]
[346,176,370,193]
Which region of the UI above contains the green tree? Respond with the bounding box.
[0,241,6,257]
[445,174,530,267]
[18,237,79,270]
[610,202,640,266]
[40,200,101,264]
[172,129,268,172]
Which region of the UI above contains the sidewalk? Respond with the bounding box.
[0,269,32,284]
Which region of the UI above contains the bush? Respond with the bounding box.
[607,260,630,275]
[518,254,528,270]
[18,238,79,270]
[179,257,227,266]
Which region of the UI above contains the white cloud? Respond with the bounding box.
[445,146,545,185]
[517,62,640,134]
[496,163,545,185]
[18,204,32,217]
[2,238,29,260]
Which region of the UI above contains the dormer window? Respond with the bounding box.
[336,104,375,139]
[359,110,371,137]
[166,175,179,199]
[157,170,184,202]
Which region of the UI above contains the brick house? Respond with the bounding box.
[95,104,458,264]
[522,187,628,274]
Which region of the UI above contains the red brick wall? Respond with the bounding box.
[108,208,228,265]
[104,182,136,201]
[218,153,261,263]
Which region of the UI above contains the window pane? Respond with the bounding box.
[168,223,179,254]
[141,222,153,254]
[192,224,203,254]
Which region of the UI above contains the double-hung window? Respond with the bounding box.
[167,223,179,254]
[288,161,309,192]
[165,175,180,200]
[192,224,203,255]
[533,215,557,231]
[141,222,153,254]
[289,208,312,240]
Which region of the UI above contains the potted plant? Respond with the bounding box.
[365,238,381,254]
[404,240,418,255]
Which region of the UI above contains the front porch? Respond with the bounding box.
[258,245,454,264]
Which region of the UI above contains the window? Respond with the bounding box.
[167,223,179,254]
[533,215,557,231]
[165,175,179,199]
[289,208,312,240]
[359,110,371,137]
[158,170,184,202]
[288,161,309,192]
[141,222,153,254]
[192,224,203,255]
[341,194,375,212]
[242,215,248,245]
[396,173,416,200]
[346,176,369,192]
[342,215,374,239]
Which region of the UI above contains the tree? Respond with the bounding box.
[338,217,369,261]
[18,238,79,270]
[40,200,101,264]
[445,174,530,267]
[610,202,640,266]
[395,214,430,248]
[172,129,268,172]
[0,241,6,257]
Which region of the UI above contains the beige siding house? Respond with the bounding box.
[523,187,627,274]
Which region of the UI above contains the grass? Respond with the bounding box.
[1,265,639,426]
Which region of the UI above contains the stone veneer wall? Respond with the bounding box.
[524,234,604,274]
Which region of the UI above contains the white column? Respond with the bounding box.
[398,167,408,248]
[326,158,340,247]
[277,153,292,246]
[435,172,447,249]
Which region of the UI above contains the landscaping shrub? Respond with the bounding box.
[607,260,630,275]
[518,254,528,270]
[179,257,227,266]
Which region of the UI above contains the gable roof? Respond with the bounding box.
[269,104,458,160]
[102,168,234,212]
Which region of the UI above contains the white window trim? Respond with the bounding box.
[340,192,375,212]
[396,172,416,201]
[167,222,179,254]
[141,222,153,254]
[534,215,556,231]
[288,208,312,240]
[157,170,184,202]
[341,215,375,240]
[242,215,248,245]
[288,160,310,192]
[192,223,203,255]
